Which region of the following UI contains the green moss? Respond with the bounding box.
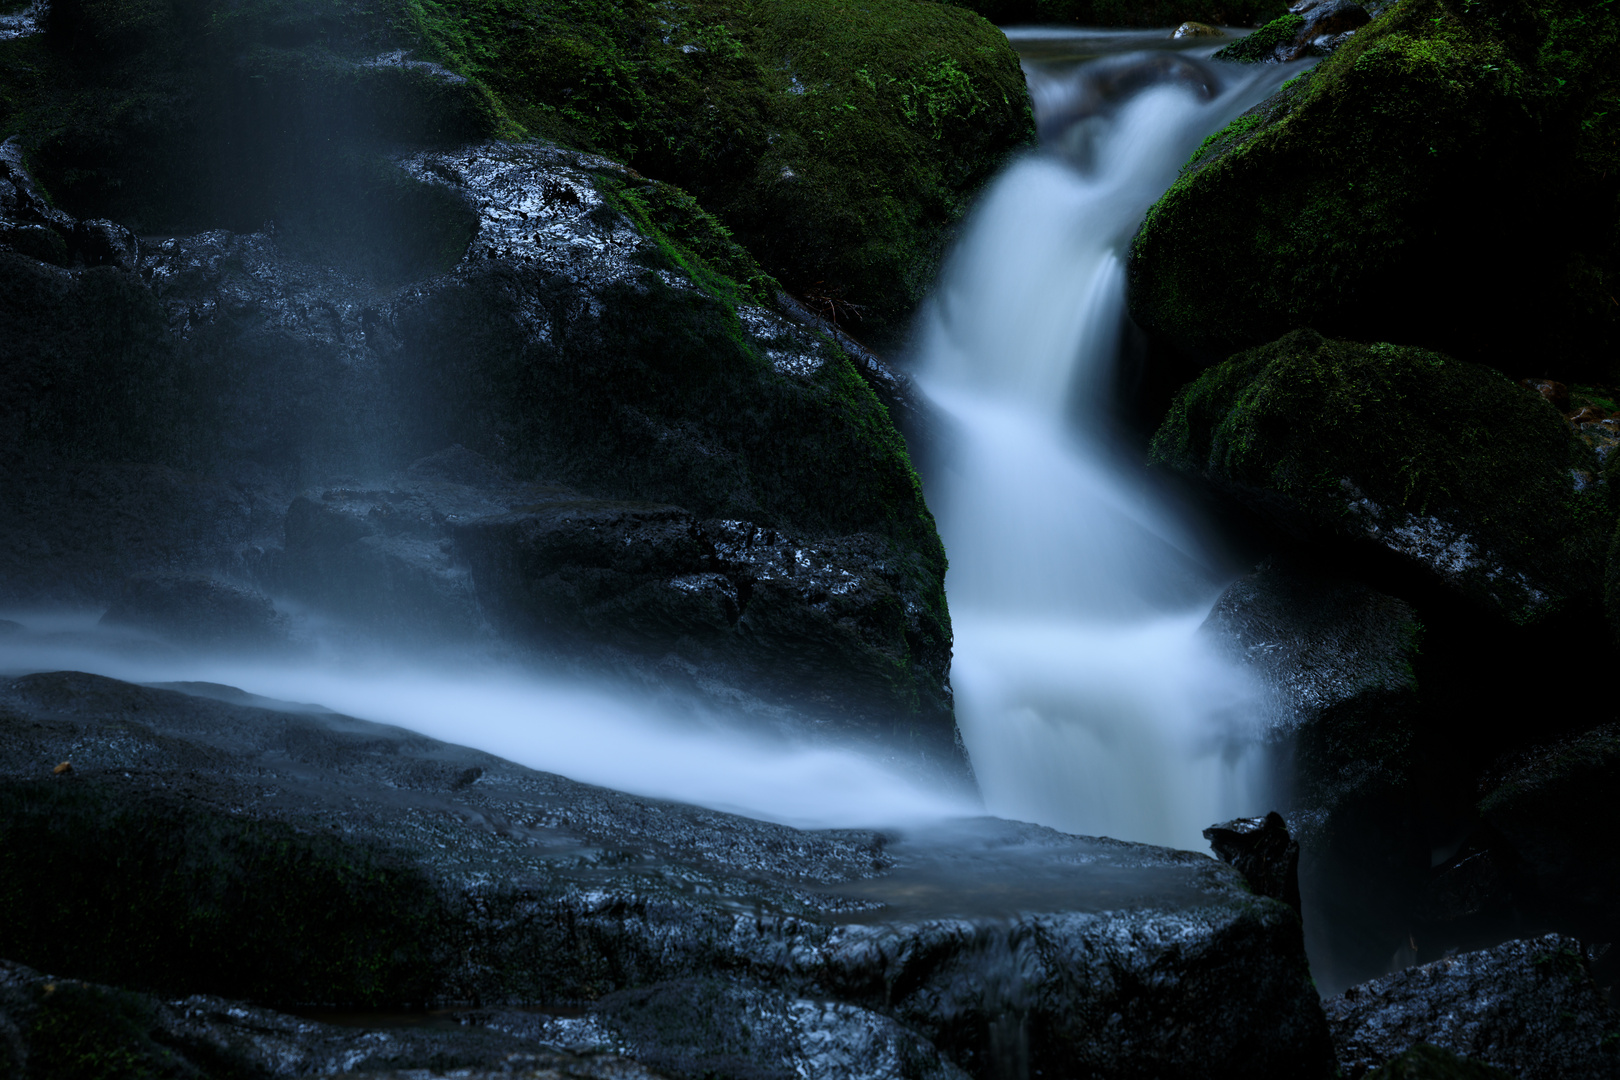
[1152,329,1614,624]
[1129,0,1620,380]
[0,778,447,1006]
[1212,12,1304,62]
[2,0,1031,342]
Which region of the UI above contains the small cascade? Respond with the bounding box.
[917,38,1305,850]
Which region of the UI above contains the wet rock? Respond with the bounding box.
[1323,934,1620,1079]
[1364,1044,1512,1080]
[1155,331,1611,627]
[0,459,284,605]
[0,958,668,1079]
[0,670,1338,1079]
[1475,724,1620,943]
[1173,21,1226,37]
[458,509,954,758]
[1205,811,1301,910]
[1198,556,1424,988]
[1130,0,1620,381]
[1214,1,1369,62]
[98,574,289,649]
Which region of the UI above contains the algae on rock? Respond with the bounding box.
[1128,0,1620,381]
[1151,330,1614,626]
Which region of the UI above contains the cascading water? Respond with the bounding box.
[916,34,1307,851]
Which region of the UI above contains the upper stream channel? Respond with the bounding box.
[0,33,1310,862]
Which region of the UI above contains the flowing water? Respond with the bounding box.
[0,32,1308,852]
[915,32,1308,850]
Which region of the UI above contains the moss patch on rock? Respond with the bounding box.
[0,0,1033,343]
[1152,329,1614,625]
[1129,0,1620,380]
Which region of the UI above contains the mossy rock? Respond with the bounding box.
[0,0,1033,345]
[1152,329,1614,626]
[939,0,1284,28]
[1129,0,1620,381]
[1211,11,1304,60]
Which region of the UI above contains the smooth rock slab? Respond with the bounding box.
[0,670,1335,1079]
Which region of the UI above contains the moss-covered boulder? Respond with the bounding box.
[0,0,1033,344]
[1129,0,1620,381]
[1152,330,1614,626]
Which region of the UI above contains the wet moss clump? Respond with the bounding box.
[1211,11,1304,61]
[1129,0,1620,381]
[1152,329,1614,624]
[0,778,447,1006]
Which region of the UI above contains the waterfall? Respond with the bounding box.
[916,39,1305,851]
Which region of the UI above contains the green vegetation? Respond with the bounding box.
[0,0,1032,343]
[1211,11,1303,61]
[1152,329,1614,624]
[1129,0,1620,380]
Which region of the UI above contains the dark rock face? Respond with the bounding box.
[1363,1044,1512,1080]
[1129,0,1620,381]
[0,139,954,746]
[1204,812,1300,910]
[1324,935,1620,1080]
[1198,557,1424,988]
[0,958,669,1079]
[458,508,953,756]
[99,574,289,649]
[1155,331,1611,627]
[1476,725,1620,945]
[0,670,1338,1079]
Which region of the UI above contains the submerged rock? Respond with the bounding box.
[0,670,1338,1079]
[1323,935,1620,1079]
[1130,0,1620,380]
[1154,331,1612,627]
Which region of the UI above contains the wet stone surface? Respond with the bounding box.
[0,670,1336,1079]
[1323,934,1620,1080]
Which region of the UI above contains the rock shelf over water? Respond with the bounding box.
[0,670,1334,1078]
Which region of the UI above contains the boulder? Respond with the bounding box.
[457,507,954,758]
[1475,724,1620,944]
[1323,935,1620,1079]
[1204,811,1300,910]
[98,574,289,650]
[1129,0,1620,381]
[1154,331,1613,627]
[0,670,1339,1079]
[0,958,668,1079]
[0,0,1034,345]
[1364,1045,1512,1080]
[1199,557,1424,988]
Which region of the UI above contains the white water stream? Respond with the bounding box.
[917,38,1305,850]
[0,35,1306,852]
